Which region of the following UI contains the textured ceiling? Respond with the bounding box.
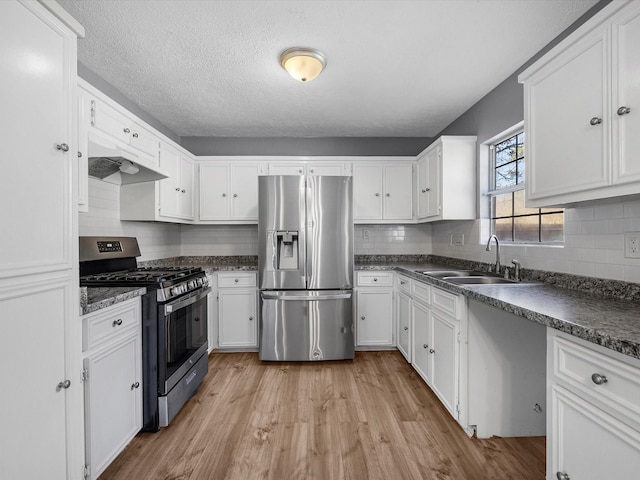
[58,0,598,138]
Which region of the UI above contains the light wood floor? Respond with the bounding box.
[100,351,545,480]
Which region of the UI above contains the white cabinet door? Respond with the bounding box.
[526,29,609,203]
[199,163,231,220]
[612,5,640,185]
[308,163,345,176]
[356,289,394,347]
[353,165,383,220]
[431,310,459,417]
[0,2,81,478]
[383,164,413,220]
[269,163,305,175]
[411,300,431,384]
[84,334,142,480]
[129,122,159,164]
[159,143,182,218]
[417,148,440,219]
[550,385,640,480]
[397,291,411,362]
[91,97,131,145]
[218,289,257,347]
[179,155,195,219]
[230,164,259,220]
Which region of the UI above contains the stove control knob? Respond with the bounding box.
[170,287,177,296]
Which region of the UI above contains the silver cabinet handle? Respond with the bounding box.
[360,316,365,320]
[423,344,428,349]
[591,373,608,385]
[181,189,186,193]
[556,473,570,480]
[310,169,314,174]
[77,151,82,158]
[375,193,380,197]
[112,318,123,327]
[56,143,69,152]
[249,316,254,321]
[234,278,239,283]
[123,127,130,133]
[589,117,602,126]
[222,193,227,197]
[617,106,631,116]
[429,348,435,354]
[175,187,181,192]
[386,193,390,197]
[56,380,71,391]
[233,193,238,198]
[403,326,408,331]
[400,281,406,285]
[421,188,430,193]
[132,132,139,138]
[373,278,378,282]
[131,381,140,390]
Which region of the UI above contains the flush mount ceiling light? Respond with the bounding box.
[280,47,326,82]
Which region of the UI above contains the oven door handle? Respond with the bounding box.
[164,287,211,315]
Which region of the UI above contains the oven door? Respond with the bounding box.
[158,287,210,395]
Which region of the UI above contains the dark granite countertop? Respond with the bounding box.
[357,262,640,360]
[82,287,146,316]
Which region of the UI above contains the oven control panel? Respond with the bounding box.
[97,241,123,253]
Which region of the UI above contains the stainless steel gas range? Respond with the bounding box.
[79,236,210,432]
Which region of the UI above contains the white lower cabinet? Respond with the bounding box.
[217,272,258,349]
[355,271,394,348]
[430,310,459,416]
[395,274,412,362]
[82,298,142,480]
[548,330,640,480]
[411,300,431,384]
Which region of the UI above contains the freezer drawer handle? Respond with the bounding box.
[261,292,351,301]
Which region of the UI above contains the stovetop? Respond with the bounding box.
[80,266,204,286]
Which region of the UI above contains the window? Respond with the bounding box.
[489,131,563,243]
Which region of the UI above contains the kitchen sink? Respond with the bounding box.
[415,270,485,278]
[444,276,521,285]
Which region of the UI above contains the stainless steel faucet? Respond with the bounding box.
[485,235,501,273]
[511,259,521,282]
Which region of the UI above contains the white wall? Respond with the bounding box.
[431,197,640,283]
[80,178,432,259]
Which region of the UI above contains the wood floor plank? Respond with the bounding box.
[99,351,545,480]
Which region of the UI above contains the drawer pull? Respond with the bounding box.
[423,344,428,349]
[234,279,239,283]
[589,116,602,126]
[112,318,123,327]
[373,278,378,282]
[591,373,608,385]
[131,381,140,390]
[556,472,570,480]
[617,106,631,116]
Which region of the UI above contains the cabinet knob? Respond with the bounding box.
[403,326,408,331]
[423,344,428,349]
[77,151,82,158]
[56,143,69,152]
[222,193,227,197]
[123,127,130,133]
[131,381,140,390]
[373,278,378,282]
[400,281,405,285]
[591,373,608,385]
[176,187,181,192]
[56,379,71,391]
[112,318,123,327]
[360,316,365,320]
[422,188,430,193]
[299,169,303,174]
[589,117,602,126]
[132,132,139,138]
[556,473,570,480]
[181,189,186,193]
[386,193,390,197]
[617,106,631,116]
[429,348,435,354]
[310,169,314,174]
[249,316,254,321]
[233,193,238,198]
[375,193,380,197]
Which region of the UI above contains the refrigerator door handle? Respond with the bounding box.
[260,292,352,301]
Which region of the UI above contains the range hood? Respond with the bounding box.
[87,136,170,185]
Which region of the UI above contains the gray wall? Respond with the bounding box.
[180,136,432,157]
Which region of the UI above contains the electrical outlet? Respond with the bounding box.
[452,234,465,246]
[624,232,640,258]
[362,229,369,240]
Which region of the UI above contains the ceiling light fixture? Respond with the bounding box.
[280,47,326,82]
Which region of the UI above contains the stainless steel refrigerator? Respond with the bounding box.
[258,175,354,361]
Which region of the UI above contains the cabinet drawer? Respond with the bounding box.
[218,272,257,288]
[83,298,140,351]
[356,271,394,287]
[552,335,640,423]
[396,275,411,294]
[411,281,431,305]
[431,287,461,318]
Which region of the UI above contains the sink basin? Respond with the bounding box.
[415,270,485,278]
[444,276,520,285]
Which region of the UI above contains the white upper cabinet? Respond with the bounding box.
[519,1,640,207]
[199,162,260,222]
[267,162,348,176]
[353,162,413,222]
[416,136,476,222]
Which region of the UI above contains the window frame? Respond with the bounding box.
[488,129,564,245]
